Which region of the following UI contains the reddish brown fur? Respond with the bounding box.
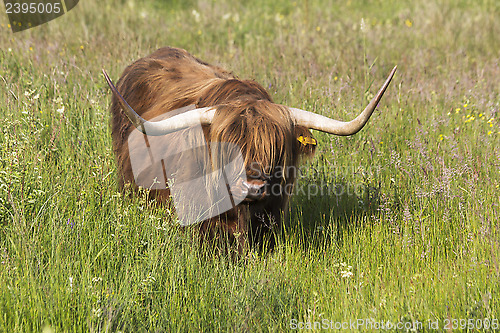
[110,47,316,254]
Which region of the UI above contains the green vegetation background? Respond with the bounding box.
[0,0,499,331]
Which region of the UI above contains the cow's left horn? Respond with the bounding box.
[102,69,215,136]
[290,66,397,136]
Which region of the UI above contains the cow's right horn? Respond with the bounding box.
[102,69,215,136]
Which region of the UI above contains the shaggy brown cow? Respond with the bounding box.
[103,47,396,254]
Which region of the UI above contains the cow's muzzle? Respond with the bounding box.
[242,179,268,201]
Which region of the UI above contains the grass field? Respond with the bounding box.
[1,0,499,331]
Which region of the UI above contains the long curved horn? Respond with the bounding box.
[102,69,215,136]
[290,66,397,136]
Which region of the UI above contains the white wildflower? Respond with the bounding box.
[379,297,386,307]
[192,9,201,23]
[92,307,102,317]
[360,18,367,32]
[341,270,353,278]
[142,273,156,286]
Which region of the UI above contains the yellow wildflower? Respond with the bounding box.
[405,19,412,27]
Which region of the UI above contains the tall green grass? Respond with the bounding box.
[1,0,499,331]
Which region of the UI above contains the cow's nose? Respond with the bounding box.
[243,179,268,201]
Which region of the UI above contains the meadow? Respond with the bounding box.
[0,0,499,331]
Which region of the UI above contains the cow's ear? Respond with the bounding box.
[294,126,316,158]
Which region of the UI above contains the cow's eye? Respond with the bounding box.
[246,170,271,181]
[247,173,262,179]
